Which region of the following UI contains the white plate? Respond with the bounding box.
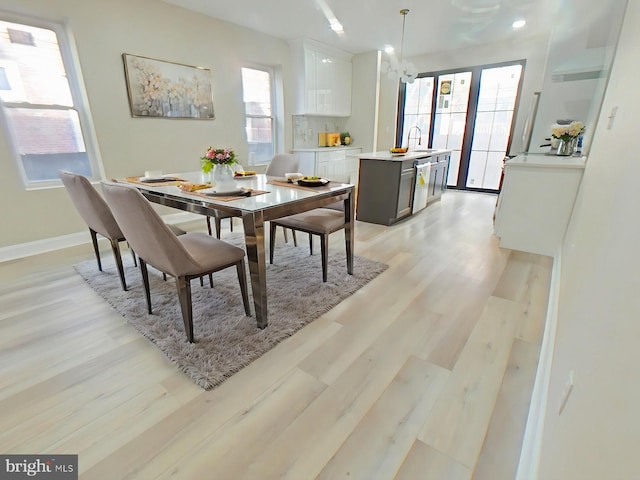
[233,173,256,179]
[202,188,249,196]
[139,176,182,182]
[390,152,406,157]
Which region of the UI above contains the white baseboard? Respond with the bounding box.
[0,212,201,263]
[515,252,562,480]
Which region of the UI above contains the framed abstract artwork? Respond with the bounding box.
[122,53,215,119]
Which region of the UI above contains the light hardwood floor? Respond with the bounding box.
[0,190,552,479]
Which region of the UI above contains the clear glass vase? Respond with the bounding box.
[212,163,236,191]
[556,137,578,156]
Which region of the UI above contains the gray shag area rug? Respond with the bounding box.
[74,232,387,390]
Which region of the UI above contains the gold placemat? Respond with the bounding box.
[267,178,335,191]
[186,189,270,202]
[124,176,186,186]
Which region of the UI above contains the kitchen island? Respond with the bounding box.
[357,149,450,225]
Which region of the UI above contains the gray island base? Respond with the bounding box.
[356,150,450,225]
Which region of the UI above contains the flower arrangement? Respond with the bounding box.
[201,147,237,173]
[551,121,586,142]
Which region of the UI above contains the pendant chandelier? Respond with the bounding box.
[385,8,417,84]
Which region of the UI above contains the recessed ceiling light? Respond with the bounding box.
[512,19,526,29]
[329,19,343,33]
[384,45,395,54]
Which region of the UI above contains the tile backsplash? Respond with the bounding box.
[293,115,349,149]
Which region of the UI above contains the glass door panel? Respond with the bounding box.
[432,72,472,186]
[466,64,522,189]
[402,76,433,149]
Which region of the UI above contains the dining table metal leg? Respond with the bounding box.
[242,210,268,328]
[345,190,355,275]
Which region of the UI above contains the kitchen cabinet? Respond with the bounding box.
[494,154,585,257]
[427,153,450,202]
[290,39,352,117]
[397,165,415,218]
[356,157,416,225]
[294,147,362,184]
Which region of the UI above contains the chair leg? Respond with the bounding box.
[206,216,213,236]
[309,233,314,256]
[129,242,137,267]
[269,222,277,264]
[90,229,102,271]
[110,239,128,291]
[214,217,222,239]
[209,274,213,287]
[283,227,288,243]
[291,229,298,247]
[163,273,167,281]
[320,234,329,282]
[229,217,234,232]
[236,261,251,316]
[200,276,204,286]
[176,276,194,343]
[139,259,152,314]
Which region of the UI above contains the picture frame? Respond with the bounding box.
[122,53,215,119]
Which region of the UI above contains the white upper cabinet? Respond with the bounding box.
[290,39,352,117]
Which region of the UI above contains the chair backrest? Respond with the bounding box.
[101,182,200,276]
[325,201,344,212]
[265,154,299,177]
[59,171,124,241]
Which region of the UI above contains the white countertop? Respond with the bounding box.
[506,153,587,169]
[359,149,450,161]
[291,146,363,152]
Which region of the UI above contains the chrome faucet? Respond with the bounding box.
[407,125,422,150]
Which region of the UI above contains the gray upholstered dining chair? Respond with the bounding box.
[269,201,347,282]
[265,153,299,177]
[101,181,251,343]
[60,171,185,291]
[206,211,234,239]
[266,153,301,245]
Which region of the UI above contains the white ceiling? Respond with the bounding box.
[161,0,563,57]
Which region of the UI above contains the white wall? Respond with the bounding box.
[537,1,640,477]
[0,0,292,247]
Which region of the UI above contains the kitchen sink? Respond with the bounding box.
[411,148,438,153]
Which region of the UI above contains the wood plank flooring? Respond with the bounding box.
[0,190,552,479]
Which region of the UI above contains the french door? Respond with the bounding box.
[398,60,524,192]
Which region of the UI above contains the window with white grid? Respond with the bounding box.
[0,14,101,187]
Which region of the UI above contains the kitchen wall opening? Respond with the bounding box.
[396,60,525,193]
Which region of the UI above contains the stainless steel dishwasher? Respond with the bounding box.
[412,162,431,214]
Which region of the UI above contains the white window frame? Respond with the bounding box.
[241,65,277,167]
[0,11,103,190]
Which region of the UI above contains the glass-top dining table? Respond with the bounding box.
[123,172,355,329]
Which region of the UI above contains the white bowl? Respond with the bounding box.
[285,172,304,182]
